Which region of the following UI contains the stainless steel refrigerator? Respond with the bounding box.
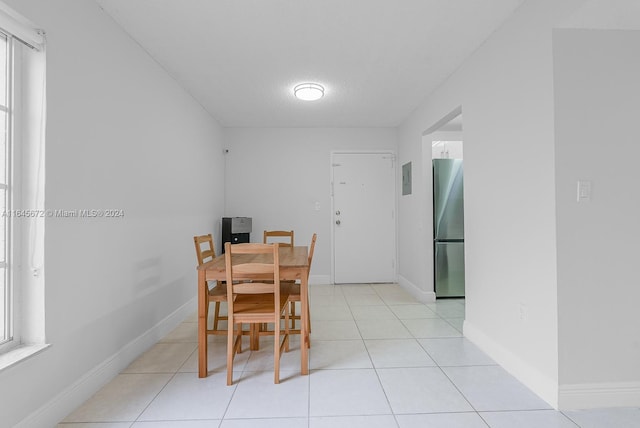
[433,159,465,298]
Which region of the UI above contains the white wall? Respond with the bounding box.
[554,28,640,408]
[223,127,397,283]
[0,1,224,426]
[397,0,588,407]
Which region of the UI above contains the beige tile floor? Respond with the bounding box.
[58,284,640,427]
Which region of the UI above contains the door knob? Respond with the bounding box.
[335,220,341,225]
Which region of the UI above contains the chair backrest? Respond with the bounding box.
[224,242,280,301]
[263,230,294,247]
[307,233,317,280]
[194,234,216,266]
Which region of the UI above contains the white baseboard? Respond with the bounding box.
[16,296,197,428]
[463,320,558,409]
[559,382,640,410]
[398,275,436,303]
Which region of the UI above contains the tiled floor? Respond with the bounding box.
[59,284,640,427]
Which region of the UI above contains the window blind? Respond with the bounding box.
[0,2,44,50]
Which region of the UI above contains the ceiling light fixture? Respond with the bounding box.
[294,83,324,101]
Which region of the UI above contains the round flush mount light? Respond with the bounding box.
[294,83,324,101]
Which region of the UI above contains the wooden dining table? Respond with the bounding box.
[196,245,310,378]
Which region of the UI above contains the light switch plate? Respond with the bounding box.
[577,180,591,202]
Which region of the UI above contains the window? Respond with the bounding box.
[0,4,46,366]
[0,31,9,346]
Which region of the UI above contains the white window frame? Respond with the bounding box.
[0,27,16,353]
[0,2,47,369]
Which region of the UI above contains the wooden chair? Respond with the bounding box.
[287,233,316,342]
[263,230,294,247]
[224,242,290,385]
[194,234,227,335]
[263,230,295,328]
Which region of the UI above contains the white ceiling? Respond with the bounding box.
[96,0,524,128]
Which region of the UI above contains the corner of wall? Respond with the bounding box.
[464,320,559,409]
[398,275,436,303]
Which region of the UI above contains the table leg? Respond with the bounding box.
[250,324,260,350]
[198,270,208,377]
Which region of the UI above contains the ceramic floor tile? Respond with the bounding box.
[310,304,355,321]
[61,285,639,428]
[310,415,399,428]
[432,305,466,318]
[443,366,552,411]
[432,304,465,318]
[349,305,396,320]
[365,339,436,368]
[158,323,198,343]
[426,300,466,317]
[137,371,235,421]
[402,318,463,338]
[58,424,132,428]
[243,336,304,372]
[309,284,344,296]
[377,367,474,414]
[377,292,420,305]
[311,319,361,340]
[179,339,250,373]
[122,342,196,374]
[132,421,221,427]
[309,294,348,307]
[396,412,489,428]
[480,410,580,428]
[309,369,391,416]
[220,418,308,428]
[371,283,403,292]
[225,370,309,418]
[356,318,413,339]
[344,293,385,306]
[445,317,465,332]
[340,284,377,295]
[418,338,496,366]
[62,374,172,423]
[563,407,640,428]
[310,339,373,369]
[388,304,439,319]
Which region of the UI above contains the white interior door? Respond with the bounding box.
[332,152,396,283]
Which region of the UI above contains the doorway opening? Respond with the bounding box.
[422,110,465,300]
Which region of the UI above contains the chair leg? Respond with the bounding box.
[307,294,311,348]
[213,301,221,331]
[226,322,234,385]
[227,322,244,386]
[290,301,296,329]
[285,305,290,353]
[274,317,280,384]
